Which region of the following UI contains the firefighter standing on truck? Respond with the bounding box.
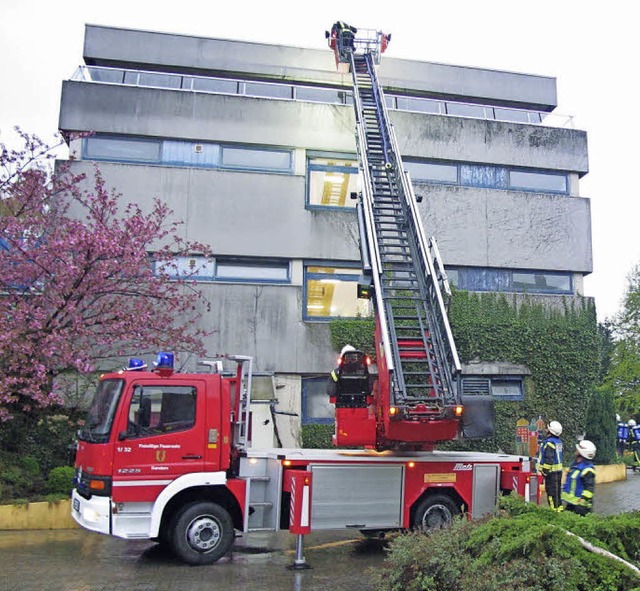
[562,440,597,515]
[537,421,564,512]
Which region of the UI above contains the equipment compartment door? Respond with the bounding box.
[310,463,403,529]
[471,463,500,519]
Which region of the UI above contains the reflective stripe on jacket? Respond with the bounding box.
[537,436,563,473]
[631,425,640,442]
[562,460,595,507]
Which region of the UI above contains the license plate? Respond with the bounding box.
[73,498,80,512]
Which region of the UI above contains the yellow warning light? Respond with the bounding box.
[407,461,416,468]
[283,460,292,467]
[454,405,464,417]
[389,406,398,416]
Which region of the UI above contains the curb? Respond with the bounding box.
[594,463,626,484]
[0,499,78,531]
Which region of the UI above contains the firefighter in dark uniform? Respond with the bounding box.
[537,420,564,511]
[628,419,640,471]
[330,21,358,61]
[562,440,596,515]
[328,345,356,398]
[617,414,629,457]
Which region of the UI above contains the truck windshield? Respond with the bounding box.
[78,379,125,443]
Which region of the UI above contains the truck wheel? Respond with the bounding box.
[412,494,460,532]
[170,501,234,565]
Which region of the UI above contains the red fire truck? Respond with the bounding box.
[72,352,537,565]
[71,27,540,565]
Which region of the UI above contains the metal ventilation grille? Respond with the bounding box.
[462,377,490,396]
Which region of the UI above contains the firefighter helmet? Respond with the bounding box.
[617,414,621,422]
[340,345,356,357]
[575,439,596,460]
[629,419,637,427]
[547,421,562,436]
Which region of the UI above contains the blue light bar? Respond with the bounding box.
[155,352,174,370]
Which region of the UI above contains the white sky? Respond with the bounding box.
[1,0,637,322]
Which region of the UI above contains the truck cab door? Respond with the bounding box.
[111,379,207,503]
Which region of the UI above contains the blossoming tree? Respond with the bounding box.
[0,130,212,421]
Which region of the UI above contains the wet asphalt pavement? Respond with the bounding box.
[2,473,640,591]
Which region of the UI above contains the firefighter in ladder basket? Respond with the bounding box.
[328,345,373,408]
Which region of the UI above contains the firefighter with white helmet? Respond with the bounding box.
[562,439,597,515]
[327,345,372,403]
[537,420,564,511]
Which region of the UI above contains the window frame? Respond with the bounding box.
[447,266,573,295]
[462,375,524,401]
[303,262,368,321]
[301,376,335,425]
[306,152,360,210]
[83,134,294,175]
[156,256,291,285]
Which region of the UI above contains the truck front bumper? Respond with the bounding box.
[71,488,111,535]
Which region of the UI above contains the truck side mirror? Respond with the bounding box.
[118,431,128,441]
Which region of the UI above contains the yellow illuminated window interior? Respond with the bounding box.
[305,266,370,318]
[308,157,359,208]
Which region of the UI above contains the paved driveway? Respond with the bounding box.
[2,474,639,591]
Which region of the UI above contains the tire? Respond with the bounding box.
[170,501,235,565]
[412,494,460,532]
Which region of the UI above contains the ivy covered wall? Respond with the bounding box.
[303,291,600,454]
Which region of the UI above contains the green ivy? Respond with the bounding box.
[329,291,600,454]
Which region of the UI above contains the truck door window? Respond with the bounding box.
[128,385,197,437]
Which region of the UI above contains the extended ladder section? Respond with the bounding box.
[348,47,462,422]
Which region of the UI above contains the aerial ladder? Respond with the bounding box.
[327,25,468,451]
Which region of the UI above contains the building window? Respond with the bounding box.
[405,158,569,195]
[157,256,290,284]
[295,86,347,104]
[509,170,567,193]
[215,260,290,283]
[188,77,239,94]
[83,135,293,174]
[462,376,524,401]
[85,136,162,162]
[461,164,509,189]
[244,81,292,99]
[447,267,573,295]
[301,377,334,424]
[404,160,457,183]
[123,71,182,90]
[393,95,443,114]
[446,103,488,118]
[79,66,546,126]
[221,146,292,172]
[304,265,370,319]
[307,155,359,209]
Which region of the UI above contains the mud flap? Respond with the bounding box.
[460,395,495,438]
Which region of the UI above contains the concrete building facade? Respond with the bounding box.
[58,25,591,445]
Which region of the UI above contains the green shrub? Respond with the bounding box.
[374,497,640,591]
[584,386,618,464]
[301,424,334,449]
[20,456,41,477]
[46,466,75,496]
